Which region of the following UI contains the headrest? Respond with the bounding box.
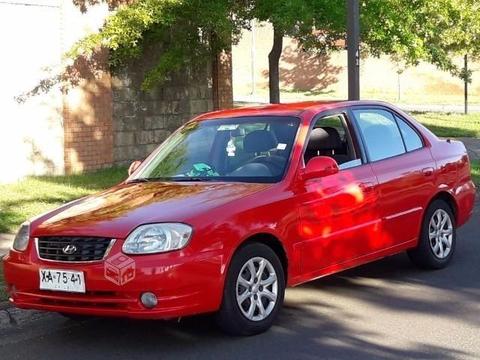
[270,123,297,143]
[307,127,342,151]
[322,127,343,148]
[244,130,278,153]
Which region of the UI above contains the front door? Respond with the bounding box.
[296,113,382,276]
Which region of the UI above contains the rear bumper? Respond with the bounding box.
[456,180,476,227]
[2,241,226,319]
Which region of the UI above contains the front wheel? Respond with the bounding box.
[408,199,456,269]
[216,243,285,336]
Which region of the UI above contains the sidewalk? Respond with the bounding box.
[398,104,480,114]
[459,138,480,161]
[0,234,13,257]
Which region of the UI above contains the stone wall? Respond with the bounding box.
[112,45,221,165]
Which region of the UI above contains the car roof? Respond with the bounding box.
[193,100,396,121]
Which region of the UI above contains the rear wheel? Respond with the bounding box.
[408,199,456,269]
[216,243,285,336]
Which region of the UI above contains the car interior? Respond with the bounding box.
[304,114,360,169]
[228,129,286,177]
[214,121,299,178]
[222,114,361,177]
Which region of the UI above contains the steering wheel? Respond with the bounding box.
[246,155,284,176]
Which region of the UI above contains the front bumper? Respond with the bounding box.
[2,239,225,319]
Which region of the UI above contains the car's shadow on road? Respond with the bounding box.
[34,248,474,360]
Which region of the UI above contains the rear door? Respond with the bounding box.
[350,107,436,248]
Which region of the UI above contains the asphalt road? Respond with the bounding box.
[1,201,479,360]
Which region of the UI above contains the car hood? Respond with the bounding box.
[32,181,271,238]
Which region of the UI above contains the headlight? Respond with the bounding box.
[12,221,30,251]
[122,223,193,254]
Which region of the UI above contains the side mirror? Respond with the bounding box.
[128,160,142,176]
[303,156,339,180]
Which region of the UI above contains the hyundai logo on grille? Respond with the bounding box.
[62,244,77,255]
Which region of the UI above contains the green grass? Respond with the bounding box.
[0,167,127,234]
[412,112,480,138]
[472,160,480,187]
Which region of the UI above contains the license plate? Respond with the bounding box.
[39,269,86,293]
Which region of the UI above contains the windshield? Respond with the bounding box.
[132,116,300,183]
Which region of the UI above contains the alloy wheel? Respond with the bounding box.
[236,257,278,322]
[428,208,453,259]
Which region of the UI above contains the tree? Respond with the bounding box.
[69,0,250,90]
[69,0,480,105]
[249,0,480,103]
[249,0,344,103]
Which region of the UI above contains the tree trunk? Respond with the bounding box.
[268,25,283,104]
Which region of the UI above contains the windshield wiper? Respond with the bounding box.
[127,177,217,184]
[171,177,216,182]
[125,178,152,184]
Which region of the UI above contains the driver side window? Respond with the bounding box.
[304,114,362,170]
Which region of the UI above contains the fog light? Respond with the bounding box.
[140,292,158,309]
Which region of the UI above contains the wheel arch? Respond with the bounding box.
[234,233,289,284]
[428,191,458,223]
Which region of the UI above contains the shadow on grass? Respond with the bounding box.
[0,167,127,233]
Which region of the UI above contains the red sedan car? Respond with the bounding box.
[3,101,476,335]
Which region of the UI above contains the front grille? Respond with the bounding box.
[37,236,114,262]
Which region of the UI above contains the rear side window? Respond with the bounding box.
[353,109,406,162]
[396,116,423,152]
[318,115,346,141]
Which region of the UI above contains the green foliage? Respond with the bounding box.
[361,0,480,77]
[69,0,480,91]
[69,0,249,90]
[251,0,480,76]
[251,0,345,52]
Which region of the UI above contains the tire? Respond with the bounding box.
[216,243,285,336]
[407,199,456,269]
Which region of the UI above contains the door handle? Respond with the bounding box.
[422,167,434,177]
